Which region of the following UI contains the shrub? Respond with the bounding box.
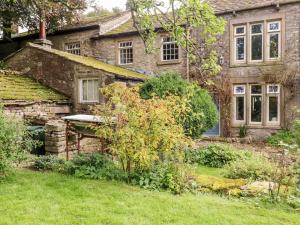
[0,107,35,177]
[92,83,191,174]
[139,72,218,138]
[266,130,296,146]
[185,144,249,168]
[223,155,275,181]
[133,162,196,194]
[34,155,65,171]
[66,153,126,181]
[239,125,248,138]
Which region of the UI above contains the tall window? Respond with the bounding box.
[162,37,179,61]
[234,26,246,62]
[65,42,81,55]
[234,85,246,122]
[80,79,99,103]
[250,85,262,123]
[267,84,280,124]
[250,23,263,61]
[267,21,281,60]
[119,41,133,65]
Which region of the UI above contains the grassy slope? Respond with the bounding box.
[0,170,299,225]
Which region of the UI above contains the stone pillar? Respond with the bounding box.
[45,120,66,156]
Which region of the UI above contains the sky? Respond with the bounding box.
[93,0,128,10]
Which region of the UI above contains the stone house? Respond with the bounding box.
[1,0,300,139]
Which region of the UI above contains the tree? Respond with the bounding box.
[0,0,87,39]
[139,72,218,138]
[128,0,225,83]
[92,83,191,174]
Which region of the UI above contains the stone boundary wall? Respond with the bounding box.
[3,101,71,124]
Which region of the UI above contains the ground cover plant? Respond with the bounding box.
[139,72,218,138]
[1,170,300,225]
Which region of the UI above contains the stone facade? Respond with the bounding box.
[216,3,300,138]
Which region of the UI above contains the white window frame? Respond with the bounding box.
[119,41,133,65]
[266,84,280,125]
[65,42,81,55]
[250,23,264,62]
[233,25,246,63]
[249,84,263,125]
[161,37,179,61]
[267,21,281,61]
[233,85,246,123]
[79,78,100,103]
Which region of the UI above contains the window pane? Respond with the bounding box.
[236,27,245,34]
[252,24,262,34]
[269,96,278,122]
[251,35,263,60]
[236,96,244,121]
[251,96,262,122]
[269,22,279,31]
[82,80,88,101]
[236,37,245,60]
[234,85,245,94]
[87,80,94,100]
[268,85,280,93]
[93,80,99,100]
[269,33,279,58]
[251,85,262,94]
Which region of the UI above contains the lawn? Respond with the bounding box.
[0,170,299,225]
[194,165,225,177]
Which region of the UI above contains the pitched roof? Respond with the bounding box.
[25,43,149,81]
[0,70,67,101]
[207,0,300,14]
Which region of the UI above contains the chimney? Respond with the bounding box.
[34,19,53,49]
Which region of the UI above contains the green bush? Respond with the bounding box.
[133,162,196,194]
[34,155,65,171]
[185,144,249,168]
[266,130,295,146]
[0,107,35,177]
[223,155,275,181]
[139,72,218,138]
[66,153,125,181]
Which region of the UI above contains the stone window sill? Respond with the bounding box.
[157,60,182,66]
[230,61,284,68]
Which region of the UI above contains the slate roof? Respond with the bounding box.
[25,43,149,81]
[207,0,300,14]
[0,70,67,101]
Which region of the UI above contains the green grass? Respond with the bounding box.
[194,165,225,177]
[0,170,299,225]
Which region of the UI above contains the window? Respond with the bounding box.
[250,23,263,61]
[231,18,283,65]
[65,42,81,55]
[250,85,262,123]
[267,21,281,60]
[80,79,99,103]
[162,37,179,61]
[234,85,246,122]
[234,26,246,62]
[119,41,133,65]
[267,84,280,124]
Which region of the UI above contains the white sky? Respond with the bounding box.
[93,0,127,10]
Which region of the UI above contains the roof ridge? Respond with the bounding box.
[26,43,148,81]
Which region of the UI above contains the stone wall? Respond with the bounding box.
[3,100,71,124]
[93,33,188,77]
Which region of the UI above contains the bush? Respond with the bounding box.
[93,83,191,174]
[139,72,218,138]
[266,130,295,146]
[133,162,196,194]
[66,153,125,181]
[34,155,65,171]
[185,144,249,168]
[0,107,35,177]
[223,155,275,181]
